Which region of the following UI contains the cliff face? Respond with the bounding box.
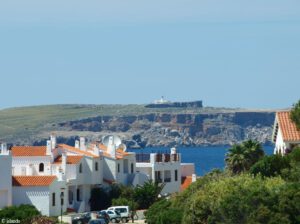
[57,112,275,147]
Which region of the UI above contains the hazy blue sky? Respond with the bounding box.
[0,0,299,109]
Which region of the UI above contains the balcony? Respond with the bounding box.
[136,153,180,164]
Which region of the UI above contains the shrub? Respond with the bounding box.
[0,204,40,221]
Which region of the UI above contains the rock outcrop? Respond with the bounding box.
[55,112,275,148]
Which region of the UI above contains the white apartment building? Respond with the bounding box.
[1,134,195,216]
[11,136,103,215]
[0,143,12,209]
[135,147,195,194]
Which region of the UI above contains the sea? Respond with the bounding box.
[128,145,274,176]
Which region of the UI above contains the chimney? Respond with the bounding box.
[28,164,34,176]
[50,135,56,149]
[1,143,8,155]
[93,145,100,157]
[61,153,67,173]
[80,137,86,151]
[107,136,116,158]
[46,140,52,155]
[75,140,80,149]
[170,147,177,154]
[192,174,197,182]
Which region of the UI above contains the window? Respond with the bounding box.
[60,192,64,205]
[77,188,81,201]
[68,190,73,205]
[155,171,162,183]
[117,163,120,173]
[95,162,98,171]
[79,163,82,173]
[164,170,171,182]
[175,170,178,182]
[131,163,134,173]
[52,193,56,206]
[39,163,44,172]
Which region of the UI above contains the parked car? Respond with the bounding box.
[73,212,92,224]
[96,211,110,224]
[88,219,106,224]
[101,210,121,223]
[107,206,130,223]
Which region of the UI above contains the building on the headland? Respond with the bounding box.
[0,143,12,209]
[145,97,203,108]
[272,111,300,154]
[1,134,195,216]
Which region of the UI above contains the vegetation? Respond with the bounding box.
[0,204,40,222]
[290,100,300,130]
[0,104,263,142]
[90,180,164,211]
[225,140,264,174]
[145,141,300,224]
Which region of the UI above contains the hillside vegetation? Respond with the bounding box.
[0,104,274,145]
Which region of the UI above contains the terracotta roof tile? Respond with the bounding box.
[58,144,99,158]
[12,146,47,157]
[277,111,300,141]
[181,176,192,191]
[97,143,130,160]
[12,176,56,186]
[53,155,83,164]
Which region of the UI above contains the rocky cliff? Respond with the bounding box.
[55,111,275,148]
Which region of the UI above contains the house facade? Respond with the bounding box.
[135,147,195,194]
[272,111,300,154]
[0,143,12,209]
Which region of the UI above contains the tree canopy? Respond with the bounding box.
[290,100,300,130]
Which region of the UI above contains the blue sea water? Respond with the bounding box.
[128,145,274,176]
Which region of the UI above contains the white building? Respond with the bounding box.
[2,134,195,215]
[12,176,66,216]
[135,147,195,194]
[272,111,300,154]
[0,143,12,209]
[11,135,103,215]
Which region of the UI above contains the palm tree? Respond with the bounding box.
[225,140,264,174]
[225,144,248,174]
[242,139,264,168]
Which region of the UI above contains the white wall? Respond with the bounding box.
[13,180,67,216]
[13,186,50,216]
[0,153,12,208]
[12,157,52,176]
[274,128,287,154]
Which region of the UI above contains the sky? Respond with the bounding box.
[0,0,300,109]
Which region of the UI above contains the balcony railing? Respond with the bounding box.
[136,153,150,163]
[136,153,180,163]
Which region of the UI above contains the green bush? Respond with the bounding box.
[145,199,183,224]
[0,204,40,221]
[250,154,291,177]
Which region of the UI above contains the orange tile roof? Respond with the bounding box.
[181,176,192,191]
[97,143,130,160]
[58,144,99,158]
[11,146,47,157]
[12,176,56,186]
[277,111,300,141]
[53,155,83,164]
